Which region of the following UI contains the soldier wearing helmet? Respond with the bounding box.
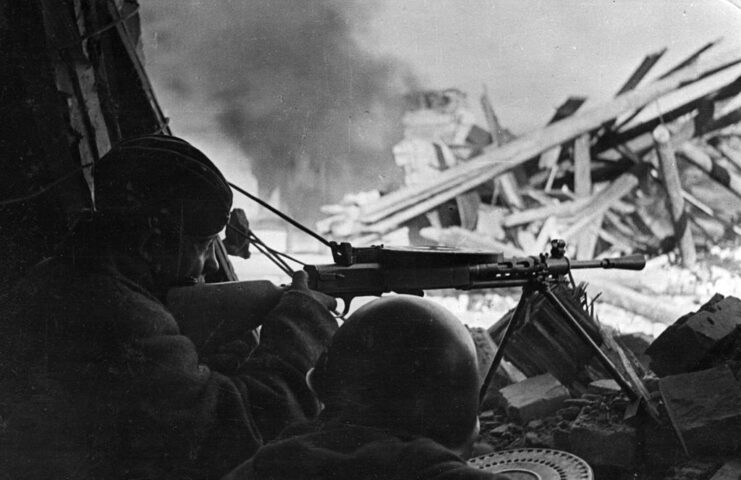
[224,295,512,480]
[0,135,338,479]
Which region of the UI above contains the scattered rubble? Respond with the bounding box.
[318,42,741,328]
[647,295,741,376]
[472,293,741,480]
[499,373,570,424]
[659,365,741,456]
[311,40,741,480]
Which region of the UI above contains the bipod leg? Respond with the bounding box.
[540,284,638,402]
[478,284,536,408]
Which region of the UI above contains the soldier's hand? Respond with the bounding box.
[289,270,337,312]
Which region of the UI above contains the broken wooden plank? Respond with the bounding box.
[574,134,592,197]
[355,51,741,235]
[576,272,689,325]
[678,141,741,199]
[561,164,647,242]
[616,48,668,96]
[714,139,741,170]
[601,48,668,133]
[481,90,524,210]
[653,126,697,267]
[573,133,598,259]
[616,38,724,130]
[503,197,591,228]
[538,97,588,170]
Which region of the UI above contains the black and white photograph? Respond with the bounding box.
[2,1,741,479]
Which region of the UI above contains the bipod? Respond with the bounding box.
[478,278,660,421]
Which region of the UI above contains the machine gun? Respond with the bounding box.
[169,239,653,415]
[169,239,643,337]
[305,239,644,312]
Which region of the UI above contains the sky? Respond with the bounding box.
[363,0,741,130]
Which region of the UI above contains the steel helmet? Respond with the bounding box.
[311,295,480,449]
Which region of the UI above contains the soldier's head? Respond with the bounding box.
[86,134,233,290]
[308,295,481,455]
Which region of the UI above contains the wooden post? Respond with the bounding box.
[480,91,524,209]
[653,126,696,267]
[573,134,592,198]
[573,133,600,259]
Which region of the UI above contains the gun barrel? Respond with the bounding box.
[569,254,646,271]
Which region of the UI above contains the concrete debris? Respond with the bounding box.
[647,295,741,376]
[566,400,638,470]
[659,364,741,456]
[498,373,570,424]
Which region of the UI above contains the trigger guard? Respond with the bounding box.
[337,297,352,317]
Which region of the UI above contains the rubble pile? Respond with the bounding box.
[317,42,741,321]
[474,293,741,480]
[310,41,741,480]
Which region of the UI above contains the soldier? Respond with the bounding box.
[224,295,512,480]
[0,135,338,479]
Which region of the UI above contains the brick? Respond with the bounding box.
[659,364,741,455]
[499,373,570,423]
[647,295,741,376]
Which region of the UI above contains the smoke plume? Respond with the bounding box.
[141,0,417,221]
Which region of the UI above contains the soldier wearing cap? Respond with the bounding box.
[0,135,339,479]
[224,295,512,480]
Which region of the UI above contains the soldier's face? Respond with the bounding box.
[157,233,221,287]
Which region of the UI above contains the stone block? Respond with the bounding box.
[567,409,638,470]
[710,460,741,480]
[647,295,741,376]
[659,364,741,455]
[642,421,685,468]
[499,373,570,423]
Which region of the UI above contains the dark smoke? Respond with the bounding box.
[141,0,417,221]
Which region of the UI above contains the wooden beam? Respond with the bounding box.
[573,133,599,259]
[355,51,741,235]
[503,197,591,227]
[615,39,723,130]
[560,165,646,242]
[616,48,668,95]
[715,140,741,170]
[678,141,741,199]
[654,126,696,267]
[574,133,592,197]
[480,90,524,210]
[538,96,588,170]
